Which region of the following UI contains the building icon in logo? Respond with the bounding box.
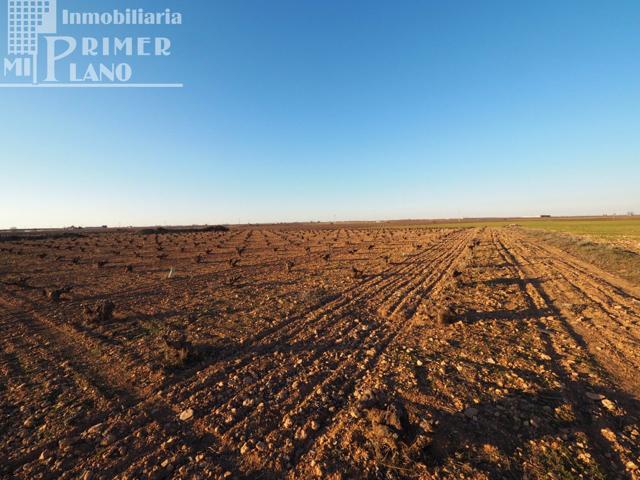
[6,0,57,82]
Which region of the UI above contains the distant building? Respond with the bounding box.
[540,215,551,218]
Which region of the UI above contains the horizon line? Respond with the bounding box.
[2,213,638,232]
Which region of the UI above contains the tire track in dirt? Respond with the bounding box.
[287,229,476,478]
[494,229,640,476]
[512,232,640,343]
[164,230,464,405]
[514,229,640,310]
[175,233,468,399]
[224,230,474,431]
[502,230,640,397]
[181,230,469,408]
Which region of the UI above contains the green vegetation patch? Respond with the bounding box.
[524,229,640,286]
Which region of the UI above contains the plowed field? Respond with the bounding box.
[1,226,639,479]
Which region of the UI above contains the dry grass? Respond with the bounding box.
[525,229,640,286]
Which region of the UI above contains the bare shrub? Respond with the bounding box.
[43,286,73,302]
[161,329,193,368]
[82,301,115,324]
[436,306,456,326]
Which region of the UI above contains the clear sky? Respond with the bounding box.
[1,0,639,228]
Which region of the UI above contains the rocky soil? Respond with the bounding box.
[0,225,639,479]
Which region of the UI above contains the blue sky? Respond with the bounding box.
[1,0,639,228]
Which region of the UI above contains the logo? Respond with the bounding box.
[2,0,183,88]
